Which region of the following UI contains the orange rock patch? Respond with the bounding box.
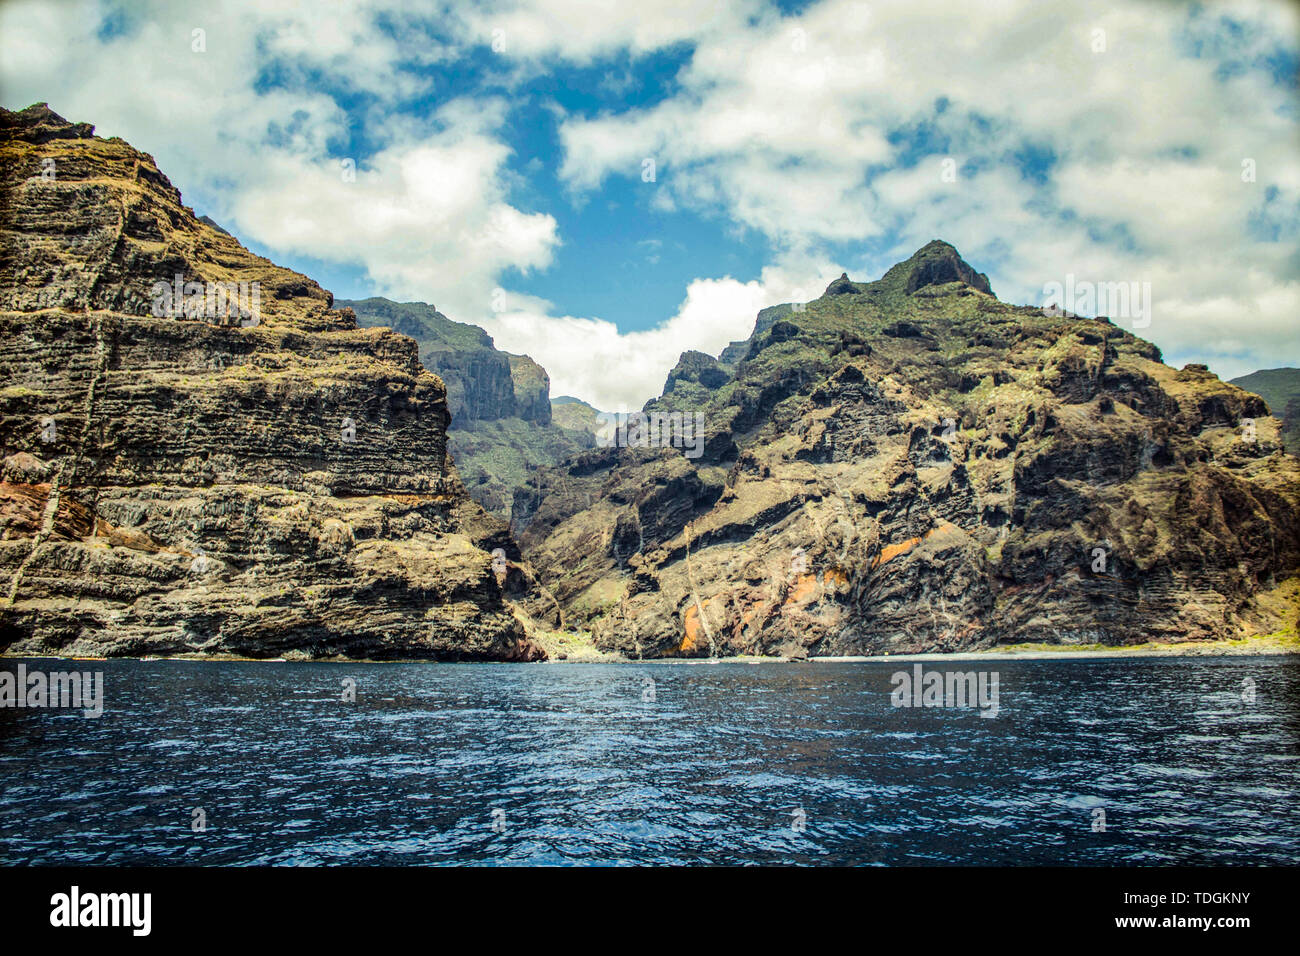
[681,600,703,653]
[871,522,958,569]
[786,572,819,604]
[0,481,93,539]
[823,567,850,589]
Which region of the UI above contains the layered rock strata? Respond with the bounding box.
[0,104,547,660]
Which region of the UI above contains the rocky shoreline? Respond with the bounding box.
[5,629,1295,664]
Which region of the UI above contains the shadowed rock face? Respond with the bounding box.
[517,243,1300,657]
[664,351,730,393]
[0,103,550,660]
[897,239,994,296]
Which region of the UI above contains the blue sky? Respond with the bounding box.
[3,0,1298,408]
[235,39,772,333]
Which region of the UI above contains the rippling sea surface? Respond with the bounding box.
[1,656,1297,865]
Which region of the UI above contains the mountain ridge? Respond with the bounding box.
[514,241,1300,657]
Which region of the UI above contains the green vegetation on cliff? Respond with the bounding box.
[1230,368,1300,454]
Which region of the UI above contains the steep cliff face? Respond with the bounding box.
[1,105,333,328]
[518,241,1300,657]
[344,297,593,518]
[508,354,552,425]
[0,104,548,660]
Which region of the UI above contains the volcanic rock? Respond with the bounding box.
[517,241,1300,657]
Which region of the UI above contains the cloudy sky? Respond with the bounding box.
[2,0,1297,409]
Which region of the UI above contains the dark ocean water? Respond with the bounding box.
[0,656,1297,865]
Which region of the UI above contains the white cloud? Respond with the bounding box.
[557,0,1300,383]
[453,0,762,64]
[231,104,561,311]
[481,275,771,410]
[470,248,853,410]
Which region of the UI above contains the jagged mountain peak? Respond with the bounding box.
[663,349,730,395]
[881,239,994,296]
[824,272,857,296]
[819,240,993,303]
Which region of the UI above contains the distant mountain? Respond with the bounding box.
[196,214,231,237]
[550,396,604,436]
[341,297,546,427]
[341,297,595,517]
[1230,368,1300,454]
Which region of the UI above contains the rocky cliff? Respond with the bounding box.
[344,297,594,518]
[0,103,549,660]
[516,240,1300,657]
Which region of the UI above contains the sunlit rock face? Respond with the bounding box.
[0,104,548,661]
